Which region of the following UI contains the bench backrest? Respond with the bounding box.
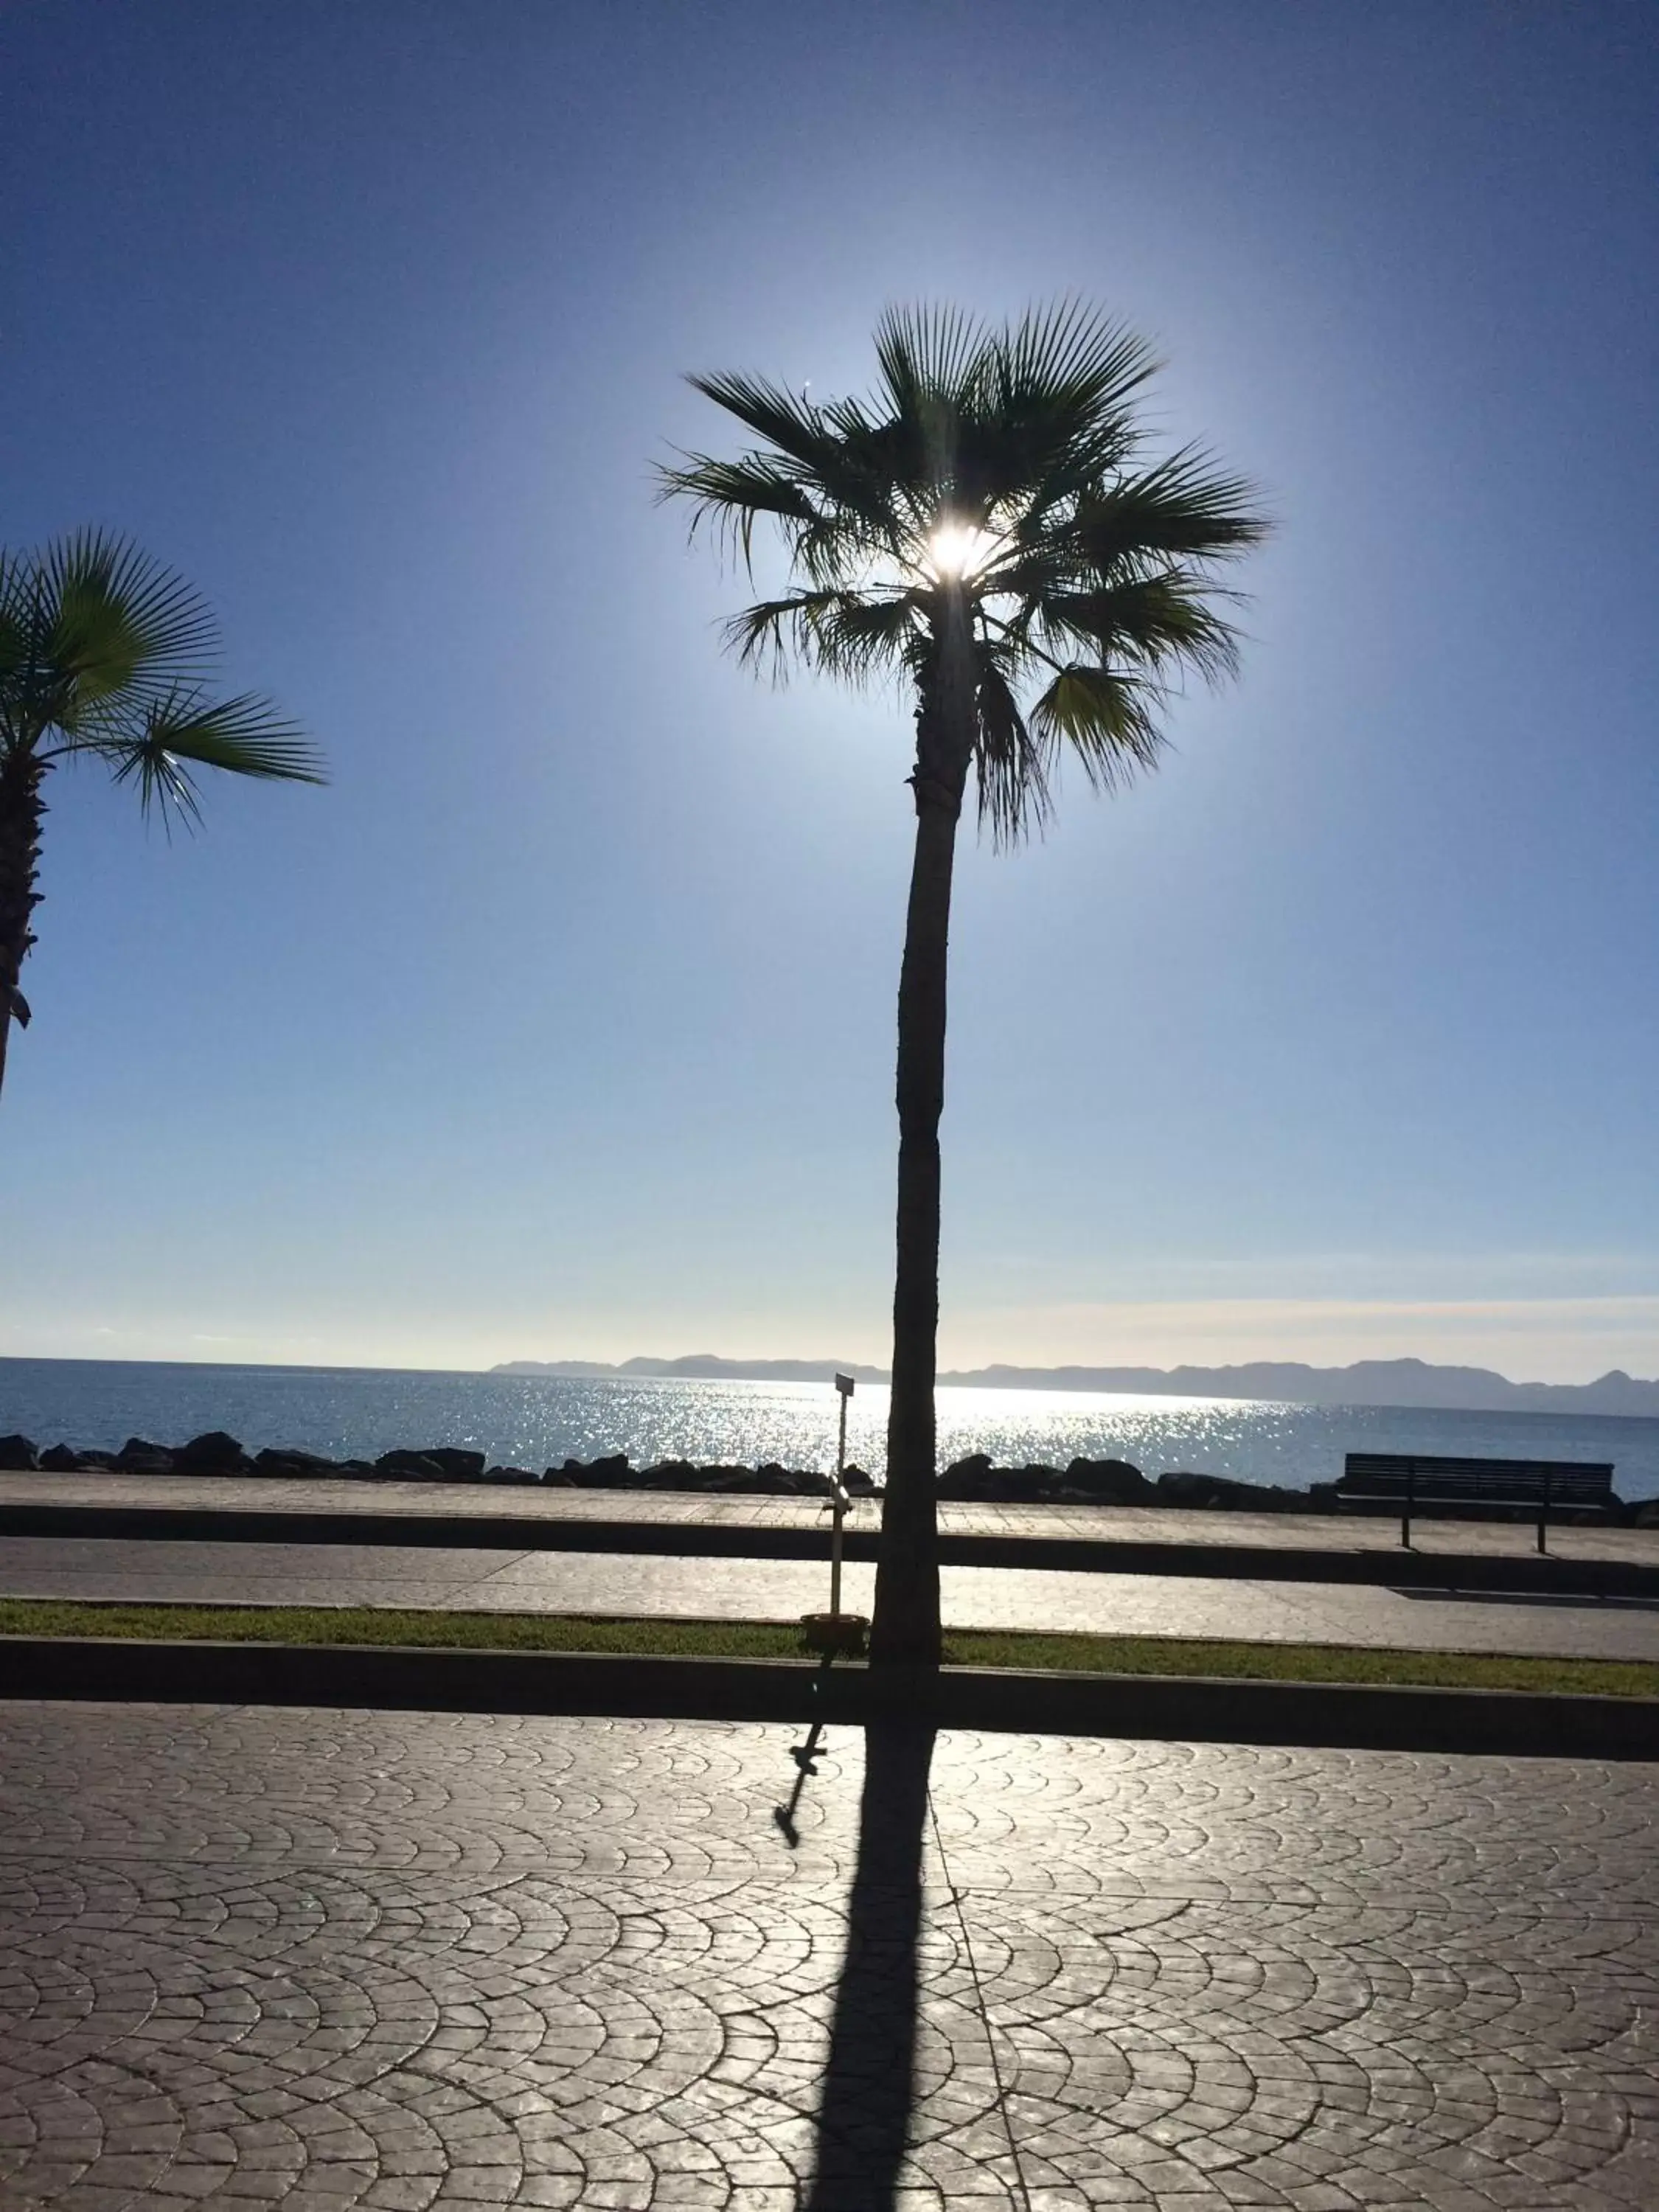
[1340,1452,1615,1502]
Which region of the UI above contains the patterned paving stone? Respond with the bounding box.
[0,1705,1654,2208]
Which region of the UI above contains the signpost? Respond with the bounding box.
[800,1371,866,1655]
[829,1371,854,1618]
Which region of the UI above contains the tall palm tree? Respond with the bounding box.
[662,303,1267,1666]
[0,530,323,1100]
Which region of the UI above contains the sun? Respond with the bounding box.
[922,518,1003,583]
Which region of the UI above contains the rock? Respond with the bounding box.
[573,1453,630,1486]
[175,1430,248,1472]
[254,1447,342,1476]
[1063,1457,1154,1503]
[639,1459,699,1489]
[0,1433,39,1470]
[936,1453,997,1500]
[481,1464,539,1484]
[116,1437,175,1472]
[372,1450,451,1480]
[953,1453,994,1478]
[843,1464,875,1492]
[420,1448,487,1481]
[1634,1499,1659,1528]
[1158,1470,1227,1506]
[362,1446,487,1482]
[371,1447,486,1481]
[39,1444,85,1472]
[540,1467,577,1486]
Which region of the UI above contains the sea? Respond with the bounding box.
[2,1358,1658,1500]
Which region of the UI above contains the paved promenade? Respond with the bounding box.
[6,1534,1659,1660]
[5,1470,1658,1565]
[1,1701,1655,2208]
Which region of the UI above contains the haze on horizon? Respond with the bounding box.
[4,2,1658,1390]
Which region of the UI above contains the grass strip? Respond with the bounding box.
[2,1598,1656,1700]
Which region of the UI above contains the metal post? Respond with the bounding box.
[830,1373,855,1621]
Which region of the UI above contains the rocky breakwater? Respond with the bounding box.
[1,1430,1329,1511]
[11,1431,1641,1519]
[0,1430,852,1496]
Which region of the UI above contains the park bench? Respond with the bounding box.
[1336,1452,1617,1552]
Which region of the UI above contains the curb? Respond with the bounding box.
[2,1503,1653,1597]
[4,1638,1656,1759]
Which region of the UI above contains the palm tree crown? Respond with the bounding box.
[662,300,1267,838]
[0,529,323,1099]
[0,530,320,819]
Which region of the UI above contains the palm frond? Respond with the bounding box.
[726,589,918,684]
[656,453,821,572]
[1029,664,1166,792]
[684,371,835,471]
[681,372,903,540]
[0,552,33,751]
[973,647,1051,846]
[1065,450,1269,568]
[998,297,1159,407]
[87,689,324,825]
[1034,574,1244,684]
[40,529,218,703]
[873,303,990,410]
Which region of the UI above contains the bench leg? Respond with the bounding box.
[1401,1506,1411,1548]
[1537,1509,1548,1555]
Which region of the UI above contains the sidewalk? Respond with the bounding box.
[6,1467,1657,1569]
[4,1703,1655,2208]
[7,1533,1659,1661]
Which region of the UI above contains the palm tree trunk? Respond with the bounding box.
[870,592,977,1670]
[0,753,44,1104]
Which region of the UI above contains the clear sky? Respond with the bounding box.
[4,0,1658,1382]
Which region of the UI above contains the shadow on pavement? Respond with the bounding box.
[1394,1585,1659,1612]
[773,1719,827,1848]
[804,1716,939,2211]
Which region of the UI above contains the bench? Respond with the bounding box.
[1337,1452,1617,1552]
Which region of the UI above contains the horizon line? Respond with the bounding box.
[7,1346,1659,1394]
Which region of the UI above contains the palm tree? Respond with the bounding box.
[661,302,1267,1666]
[0,530,323,1101]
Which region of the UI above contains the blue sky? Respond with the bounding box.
[4,0,1658,1380]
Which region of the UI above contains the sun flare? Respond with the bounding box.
[924,519,1001,582]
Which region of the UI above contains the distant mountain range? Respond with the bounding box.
[490,1352,1659,1417]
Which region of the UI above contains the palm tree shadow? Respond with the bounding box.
[805,1717,938,2211]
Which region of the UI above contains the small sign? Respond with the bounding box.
[834,1372,855,1397]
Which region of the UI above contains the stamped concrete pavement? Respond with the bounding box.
[0,1701,1655,2209]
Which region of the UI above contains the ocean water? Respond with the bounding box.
[2,1358,1658,1498]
